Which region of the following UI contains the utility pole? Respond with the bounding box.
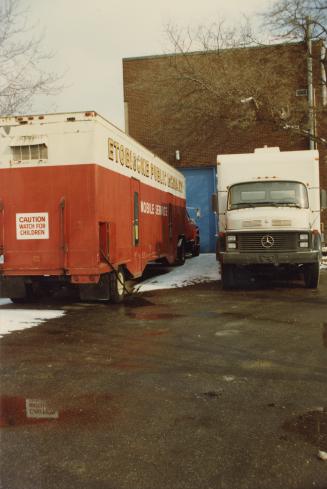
[306,16,315,150]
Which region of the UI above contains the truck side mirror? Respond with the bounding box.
[321,189,327,210]
[211,193,218,213]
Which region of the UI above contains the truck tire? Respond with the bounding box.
[10,284,35,304]
[303,262,320,289]
[175,240,186,266]
[109,267,126,303]
[221,264,237,290]
[192,240,200,257]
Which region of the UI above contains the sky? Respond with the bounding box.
[27,0,271,129]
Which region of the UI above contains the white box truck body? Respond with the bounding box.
[216,147,325,289]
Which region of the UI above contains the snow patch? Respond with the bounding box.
[137,253,326,293]
[0,302,65,338]
[138,254,220,292]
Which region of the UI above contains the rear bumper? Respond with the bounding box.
[220,250,320,266]
[0,266,109,298]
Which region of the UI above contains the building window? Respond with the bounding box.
[11,144,48,161]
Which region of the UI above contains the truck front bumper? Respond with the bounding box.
[220,250,320,266]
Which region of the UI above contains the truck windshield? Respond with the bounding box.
[228,181,309,210]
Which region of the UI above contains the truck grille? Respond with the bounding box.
[237,232,298,252]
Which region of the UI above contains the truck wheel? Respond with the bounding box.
[221,264,237,290]
[192,241,200,257]
[175,240,186,266]
[109,267,126,303]
[10,284,35,303]
[303,262,320,289]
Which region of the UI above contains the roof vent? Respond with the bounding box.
[254,147,280,153]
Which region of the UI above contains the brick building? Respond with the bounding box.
[123,41,327,251]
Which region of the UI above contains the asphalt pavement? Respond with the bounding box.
[0,268,327,489]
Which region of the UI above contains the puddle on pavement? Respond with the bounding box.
[124,296,155,308]
[127,311,183,320]
[283,410,327,451]
[193,311,222,319]
[0,394,115,428]
[193,310,250,322]
[215,330,240,337]
[0,397,59,427]
[142,328,170,336]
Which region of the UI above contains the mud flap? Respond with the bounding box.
[79,274,110,301]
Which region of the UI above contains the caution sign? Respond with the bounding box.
[16,212,49,240]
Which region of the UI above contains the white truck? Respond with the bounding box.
[214,147,327,289]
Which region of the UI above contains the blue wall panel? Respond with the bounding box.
[180,167,217,253]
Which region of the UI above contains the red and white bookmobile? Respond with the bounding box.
[0,111,199,303]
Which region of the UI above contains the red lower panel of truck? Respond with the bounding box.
[0,164,185,281]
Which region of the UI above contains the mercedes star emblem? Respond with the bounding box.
[261,235,274,248]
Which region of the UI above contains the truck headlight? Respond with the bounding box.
[299,233,309,248]
[227,235,237,249]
